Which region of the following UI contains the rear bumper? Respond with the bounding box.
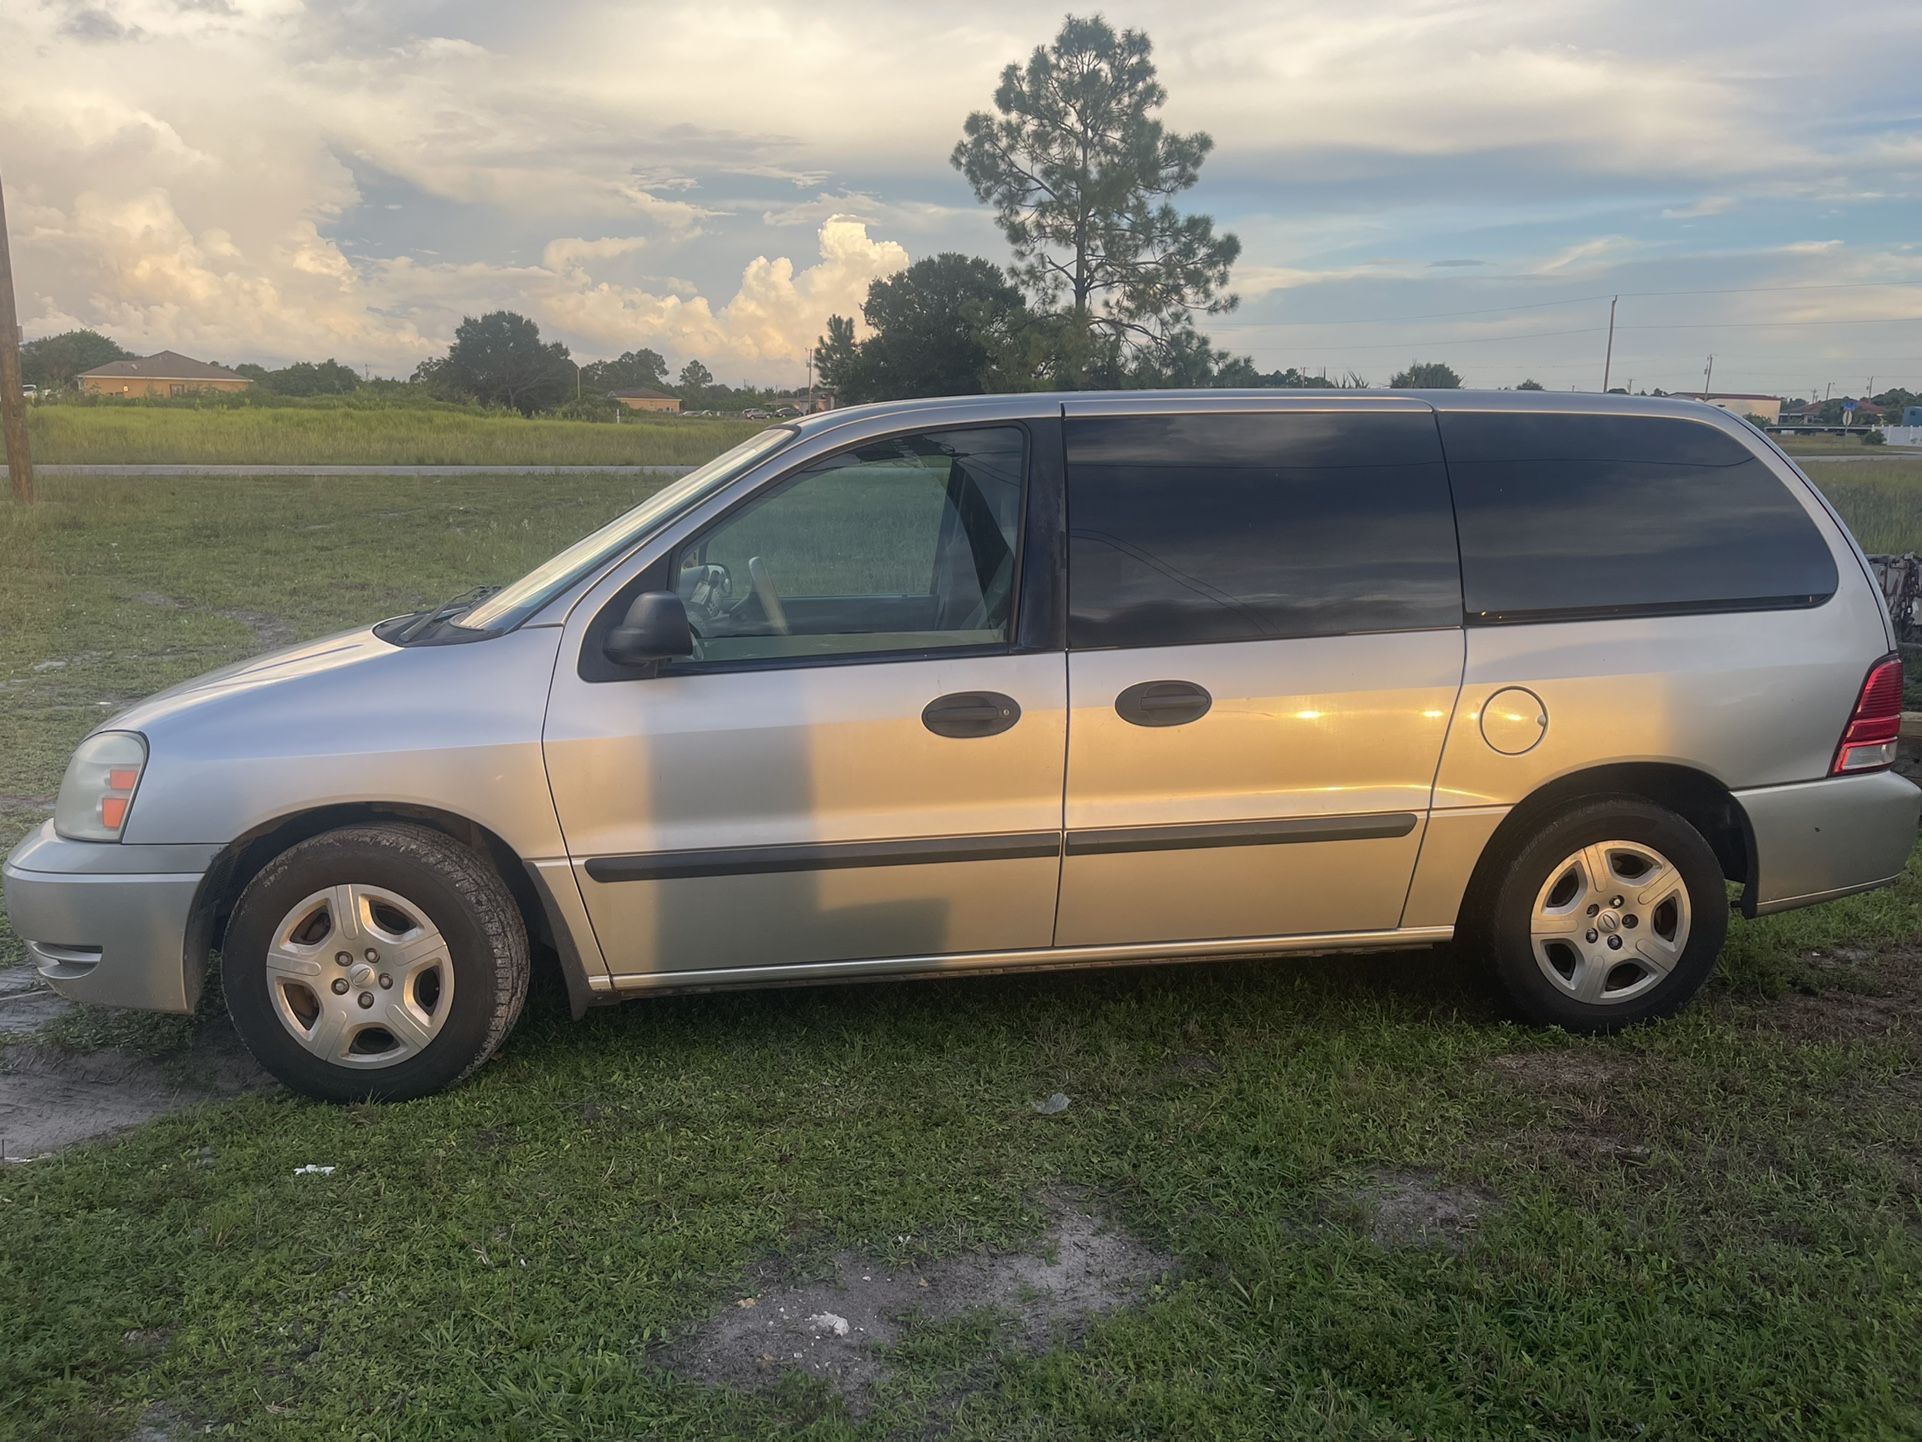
[2,821,218,1013]
[1735,770,1920,916]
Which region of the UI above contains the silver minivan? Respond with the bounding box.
[7,391,1917,1100]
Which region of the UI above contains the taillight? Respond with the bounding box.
[1832,653,1904,775]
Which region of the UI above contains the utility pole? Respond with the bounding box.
[1702,353,1714,400]
[803,346,814,414]
[1825,380,1833,401]
[0,169,33,504]
[1601,294,1618,392]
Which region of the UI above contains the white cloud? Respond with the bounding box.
[1532,236,1637,274]
[3,0,1919,386]
[1662,196,1736,219]
[541,236,651,272]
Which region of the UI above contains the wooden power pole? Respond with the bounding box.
[0,170,32,504]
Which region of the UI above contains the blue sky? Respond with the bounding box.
[6,0,1919,394]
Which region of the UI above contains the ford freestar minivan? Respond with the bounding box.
[7,392,1917,1100]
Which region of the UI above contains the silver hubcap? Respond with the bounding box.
[1529,840,1691,1005]
[264,884,453,1068]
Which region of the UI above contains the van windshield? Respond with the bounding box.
[456,427,799,633]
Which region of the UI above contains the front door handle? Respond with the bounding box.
[922,691,1022,739]
[1115,679,1213,728]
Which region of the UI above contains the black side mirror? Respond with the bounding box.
[604,591,694,671]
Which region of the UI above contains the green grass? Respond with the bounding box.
[25,405,761,467]
[1774,433,1892,455]
[1806,458,1922,553]
[3,473,1922,1439]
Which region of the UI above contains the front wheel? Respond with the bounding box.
[224,823,529,1101]
[1482,799,1728,1032]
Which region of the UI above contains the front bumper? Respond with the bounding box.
[2,821,220,1013]
[1735,769,1922,916]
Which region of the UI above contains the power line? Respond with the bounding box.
[1620,315,1922,331]
[1219,277,1922,330]
[1268,325,1609,352]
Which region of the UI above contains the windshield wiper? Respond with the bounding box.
[390,584,502,644]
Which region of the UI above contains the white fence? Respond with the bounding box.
[1881,426,1922,448]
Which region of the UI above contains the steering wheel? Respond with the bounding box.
[747,555,790,634]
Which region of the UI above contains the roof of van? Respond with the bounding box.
[789,388,1738,435]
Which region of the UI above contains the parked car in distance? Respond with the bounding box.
[741,407,769,419]
[20,384,38,401]
[7,391,1916,1101]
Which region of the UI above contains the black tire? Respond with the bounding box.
[1480,798,1727,1033]
[224,823,529,1101]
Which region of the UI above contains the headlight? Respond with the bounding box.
[53,731,148,841]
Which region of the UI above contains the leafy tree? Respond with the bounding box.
[1516,378,1546,391]
[20,329,130,390]
[235,358,360,396]
[582,348,669,394]
[816,254,1029,404]
[814,315,863,398]
[677,359,715,402]
[440,311,574,414]
[1391,361,1462,389]
[951,14,1239,380]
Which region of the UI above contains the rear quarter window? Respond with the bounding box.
[1065,411,1461,649]
[1440,413,1838,623]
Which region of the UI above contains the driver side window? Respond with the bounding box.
[670,426,1026,665]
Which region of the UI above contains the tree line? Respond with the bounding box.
[17,320,772,418]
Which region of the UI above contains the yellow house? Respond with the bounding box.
[77,351,253,397]
[1679,392,1783,425]
[609,387,682,414]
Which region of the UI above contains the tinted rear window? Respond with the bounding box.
[1066,412,1461,649]
[1440,413,1837,623]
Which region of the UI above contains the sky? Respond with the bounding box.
[4,0,1920,396]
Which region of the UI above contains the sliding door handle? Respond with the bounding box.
[1116,679,1212,728]
[923,691,1022,739]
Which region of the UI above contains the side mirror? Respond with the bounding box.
[604,591,694,671]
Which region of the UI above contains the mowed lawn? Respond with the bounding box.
[26,404,762,467]
[1,465,1921,1440]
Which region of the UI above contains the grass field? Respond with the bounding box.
[25,405,762,467]
[1774,433,1896,456]
[2,464,1922,1439]
[1804,459,1922,553]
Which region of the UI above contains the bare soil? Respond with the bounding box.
[0,970,266,1162]
[1348,1169,1500,1251]
[658,1191,1173,1409]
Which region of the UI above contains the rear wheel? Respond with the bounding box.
[224,823,528,1101]
[1481,799,1727,1031]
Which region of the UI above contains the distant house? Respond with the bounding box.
[76,350,253,397]
[609,387,682,414]
[1672,391,1782,424]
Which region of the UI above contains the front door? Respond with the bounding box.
[1055,404,1466,946]
[544,422,1068,981]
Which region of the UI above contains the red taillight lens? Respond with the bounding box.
[1832,653,1904,775]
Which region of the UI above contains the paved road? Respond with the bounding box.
[34,463,700,478]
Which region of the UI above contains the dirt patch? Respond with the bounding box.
[658,1192,1172,1410]
[219,609,298,649]
[1486,1048,1627,1091]
[125,590,297,650]
[0,964,76,1036]
[1771,946,1922,1043]
[1349,1169,1499,1252]
[0,1024,268,1162]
